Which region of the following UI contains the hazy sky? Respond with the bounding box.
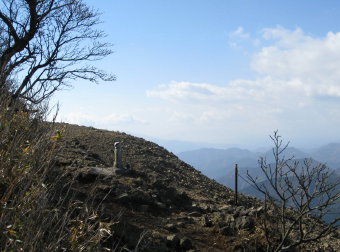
[52,0,340,149]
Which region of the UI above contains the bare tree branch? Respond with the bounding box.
[0,0,115,105]
[247,131,340,251]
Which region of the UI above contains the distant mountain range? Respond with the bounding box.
[239,169,340,223]
[178,143,340,190]
[178,144,340,223]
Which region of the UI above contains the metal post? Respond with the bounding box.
[235,164,238,205]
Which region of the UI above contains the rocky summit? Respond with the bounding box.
[53,123,339,252]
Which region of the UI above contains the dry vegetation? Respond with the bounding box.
[0,96,121,251]
[0,1,118,248]
[247,131,340,252]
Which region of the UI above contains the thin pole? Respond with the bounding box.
[235,164,238,205]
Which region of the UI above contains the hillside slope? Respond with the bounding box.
[53,123,339,252]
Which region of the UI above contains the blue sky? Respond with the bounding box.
[52,0,340,150]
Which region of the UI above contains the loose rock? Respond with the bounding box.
[180,237,193,250]
[202,215,213,227]
[220,226,235,236]
[235,216,255,230]
[166,234,180,249]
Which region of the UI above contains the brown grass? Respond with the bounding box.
[0,96,120,251]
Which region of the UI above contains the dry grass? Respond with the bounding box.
[0,96,119,251]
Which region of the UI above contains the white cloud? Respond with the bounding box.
[58,112,145,127]
[228,26,252,49]
[261,26,309,46]
[145,27,340,145]
[252,27,340,98]
[229,26,250,39]
[150,27,340,105]
[147,81,236,102]
[147,77,307,108]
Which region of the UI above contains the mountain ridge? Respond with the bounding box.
[178,144,340,183]
[51,123,339,251]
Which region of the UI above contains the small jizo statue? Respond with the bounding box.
[113,142,123,169]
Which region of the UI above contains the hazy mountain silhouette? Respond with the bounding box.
[311,143,340,169]
[178,144,340,190]
[178,145,340,224]
[263,147,310,163]
[178,147,258,179]
[240,167,340,223]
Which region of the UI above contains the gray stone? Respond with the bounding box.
[155,201,167,209]
[177,216,193,224]
[200,203,210,212]
[239,207,251,216]
[256,206,265,215]
[114,167,130,175]
[176,222,186,228]
[165,223,178,233]
[77,167,117,183]
[188,211,202,217]
[218,205,234,214]
[235,216,255,230]
[180,237,193,250]
[202,215,213,227]
[234,206,246,217]
[116,193,129,200]
[166,234,180,249]
[225,214,235,223]
[220,226,235,236]
[226,198,234,204]
[212,212,225,222]
[190,204,201,212]
[247,208,257,217]
[113,142,123,168]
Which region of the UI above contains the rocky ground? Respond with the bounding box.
[53,123,339,252]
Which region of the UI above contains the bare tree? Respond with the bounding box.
[0,0,115,105]
[247,131,339,252]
